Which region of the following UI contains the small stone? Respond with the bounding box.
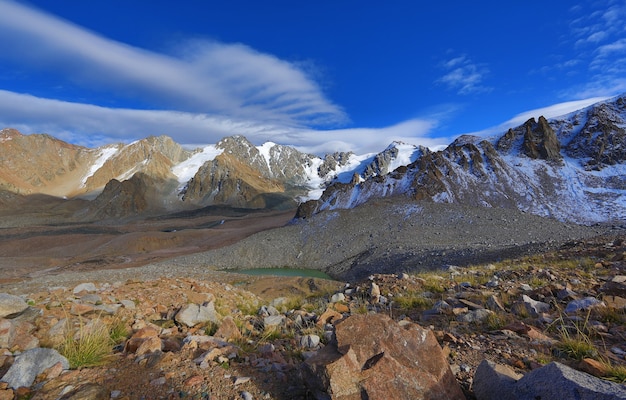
[457,309,492,323]
[233,376,251,386]
[522,295,550,317]
[611,275,626,283]
[486,295,506,312]
[330,293,345,303]
[263,315,285,328]
[316,308,343,326]
[184,375,204,387]
[110,390,122,399]
[565,297,604,313]
[240,391,253,400]
[70,303,95,316]
[332,303,349,313]
[603,295,626,309]
[120,300,136,309]
[61,383,109,400]
[150,377,166,386]
[459,299,483,310]
[370,282,380,298]
[214,316,242,341]
[298,335,321,349]
[557,288,578,301]
[578,358,609,378]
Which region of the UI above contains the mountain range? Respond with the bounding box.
[1,94,625,226]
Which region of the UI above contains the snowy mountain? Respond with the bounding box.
[0,94,624,223]
[0,128,424,217]
[296,94,626,225]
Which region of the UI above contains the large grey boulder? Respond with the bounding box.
[174,302,218,327]
[514,362,626,400]
[0,347,69,389]
[0,293,28,318]
[474,361,626,400]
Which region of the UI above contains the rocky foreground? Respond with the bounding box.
[2,234,626,399]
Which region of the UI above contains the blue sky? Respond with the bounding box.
[0,1,624,155]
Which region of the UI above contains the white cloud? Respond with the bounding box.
[437,55,491,95]
[0,90,443,155]
[0,0,346,127]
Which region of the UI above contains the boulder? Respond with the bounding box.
[0,294,28,318]
[303,313,464,399]
[0,348,69,389]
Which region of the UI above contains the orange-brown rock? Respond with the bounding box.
[304,313,464,399]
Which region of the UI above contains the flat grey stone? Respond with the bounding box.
[0,347,69,389]
[0,293,28,318]
[264,315,286,328]
[72,282,97,295]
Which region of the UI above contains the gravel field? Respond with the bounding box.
[0,198,617,291]
[156,198,611,280]
[4,198,613,294]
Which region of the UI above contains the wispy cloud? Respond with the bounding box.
[563,1,626,97]
[293,119,447,155]
[459,96,611,138]
[436,55,491,95]
[0,0,346,127]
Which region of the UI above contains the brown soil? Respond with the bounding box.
[0,208,296,284]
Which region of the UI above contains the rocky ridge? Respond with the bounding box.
[296,94,626,225]
[1,235,626,399]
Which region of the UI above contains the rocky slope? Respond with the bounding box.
[297,94,626,225]
[1,234,626,399]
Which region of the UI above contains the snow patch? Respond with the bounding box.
[171,145,224,184]
[257,142,276,171]
[80,146,119,187]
